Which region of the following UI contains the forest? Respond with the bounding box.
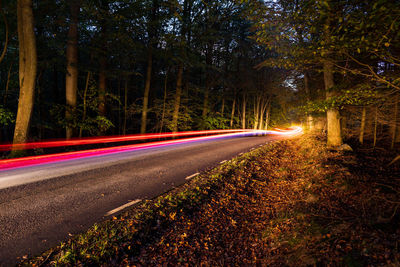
[1,0,400,150]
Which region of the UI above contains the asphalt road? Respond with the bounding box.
[0,134,279,265]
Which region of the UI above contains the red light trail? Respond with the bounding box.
[0,127,302,171]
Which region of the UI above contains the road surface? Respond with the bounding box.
[0,134,282,265]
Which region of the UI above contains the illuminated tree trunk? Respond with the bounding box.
[13,0,37,148]
[65,0,80,139]
[98,58,106,118]
[123,76,129,135]
[359,106,366,144]
[265,101,271,130]
[304,72,313,131]
[230,97,235,128]
[172,64,183,132]
[79,71,90,138]
[242,93,246,129]
[141,48,152,133]
[373,106,378,148]
[324,59,342,147]
[0,0,9,65]
[391,94,398,149]
[159,70,168,133]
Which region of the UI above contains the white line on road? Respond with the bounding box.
[185,172,200,180]
[105,199,141,216]
[220,160,227,164]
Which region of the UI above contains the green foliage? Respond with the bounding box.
[0,106,14,126]
[302,84,381,113]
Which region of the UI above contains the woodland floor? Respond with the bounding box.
[23,134,400,266]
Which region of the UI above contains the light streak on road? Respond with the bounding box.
[0,129,248,152]
[0,127,302,171]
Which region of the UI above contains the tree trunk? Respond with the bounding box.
[324,59,342,147]
[172,64,183,132]
[242,93,246,129]
[0,0,9,65]
[13,0,37,148]
[359,106,366,144]
[98,58,106,118]
[123,76,129,135]
[159,70,168,133]
[141,47,152,133]
[304,72,314,131]
[265,101,271,130]
[79,71,91,138]
[230,97,235,128]
[391,94,398,149]
[373,106,378,148]
[65,0,80,139]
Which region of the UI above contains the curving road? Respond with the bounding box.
[0,133,285,265]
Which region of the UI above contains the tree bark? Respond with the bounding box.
[13,0,37,148]
[79,71,90,138]
[324,59,342,147]
[123,76,129,135]
[242,93,246,129]
[65,0,80,139]
[304,72,314,131]
[159,69,168,133]
[359,106,366,144]
[141,48,153,133]
[391,94,398,149]
[230,97,235,128]
[373,106,378,148]
[0,0,9,65]
[172,64,183,132]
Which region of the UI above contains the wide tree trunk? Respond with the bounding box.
[324,60,342,147]
[141,48,152,133]
[13,0,37,148]
[65,0,80,139]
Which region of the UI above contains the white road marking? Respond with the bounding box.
[185,172,200,180]
[105,199,141,216]
[220,160,227,164]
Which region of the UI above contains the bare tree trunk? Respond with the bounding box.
[230,97,235,128]
[65,0,80,139]
[391,94,398,149]
[0,0,9,65]
[172,64,183,132]
[221,97,225,115]
[304,72,314,131]
[242,93,246,129]
[324,59,342,146]
[79,71,90,138]
[141,48,152,133]
[3,62,12,105]
[13,0,37,148]
[265,101,271,130]
[359,106,366,144]
[159,70,168,133]
[98,58,106,118]
[123,76,129,135]
[373,106,378,148]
